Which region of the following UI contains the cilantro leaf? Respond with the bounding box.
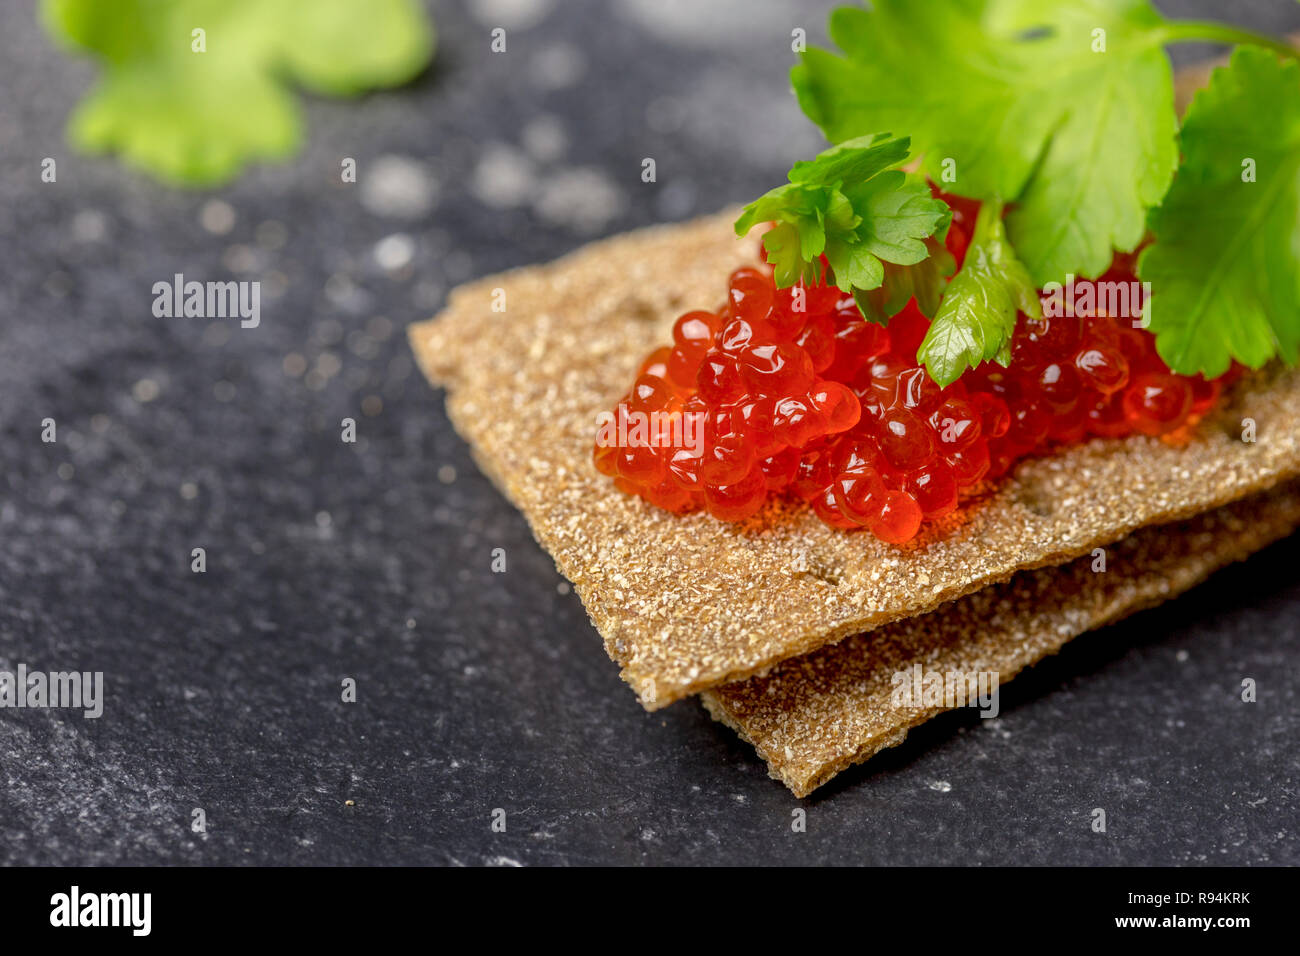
[734,134,950,296]
[41,0,435,186]
[917,201,1041,386]
[792,0,1179,287]
[1139,47,1300,378]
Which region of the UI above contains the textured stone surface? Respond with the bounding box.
[2,0,1298,865]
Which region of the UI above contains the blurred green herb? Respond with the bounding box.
[41,0,435,186]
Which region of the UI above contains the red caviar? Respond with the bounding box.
[593,196,1238,544]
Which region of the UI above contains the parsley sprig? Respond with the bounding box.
[734,135,951,299]
[1139,47,1300,377]
[917,200,1041,388]
[772,0,1300,384]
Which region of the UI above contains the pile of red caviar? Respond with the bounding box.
[593,194,1234,544]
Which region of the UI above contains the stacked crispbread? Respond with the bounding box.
[702,486,1300,795]
[409,70,1300,797]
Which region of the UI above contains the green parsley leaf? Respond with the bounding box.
[855,236,956,324]
[41,0,435,186]
[734,134,950,296]
[917,201,1042,386]
[758,221,818,288]
[792,0,1179,287]
[1139,47,1300,378]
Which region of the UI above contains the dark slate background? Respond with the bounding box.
[2,0,1298,867]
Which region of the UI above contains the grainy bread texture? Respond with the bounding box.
[701,482,1300,797]
[408,213,1300,708]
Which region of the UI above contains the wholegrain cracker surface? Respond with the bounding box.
[701,482,1300,796]
[408,211,1300,708]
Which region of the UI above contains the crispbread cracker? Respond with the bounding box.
[408,215,1300,708]
[409,62,1300,709]
[701,482,1300,797]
